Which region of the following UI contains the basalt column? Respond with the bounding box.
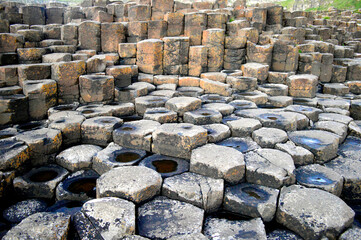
[202,28,225,72]
[137,39,164,75]
[163,37,189,75]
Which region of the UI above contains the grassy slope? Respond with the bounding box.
[277,0,361,11]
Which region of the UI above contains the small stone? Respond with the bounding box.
[3,212,70,240]
[288,130,339,163]
[275,141,314,166]
[226,118,262,137]
[138,196,204,239]
[276,185,355,240]
[252,127,288,148]
[245,149,295,188]
[162,172,224,212]
[204,217,267,240]
[56,144,102,172]
[296,164,343,196]
[96,166,162,204]
[82,197,135,239]
[224,183,279,222]
[190,144,245,184]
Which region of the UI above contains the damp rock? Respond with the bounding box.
[203,217,267,240]
[15,128,62,166]
[56,144,102,172]
[96,166,162,204]
[56,170,99,202]
[202,124,231,143]
[152,123,207,159]
[252,127,288,148]
[191,144,245,184]
[223,183,279,222]
[81,197,135,239]
[276,185,355,240]
[139,154,189,178]
[275,141,314,167]
[13,164,69,199]
[81,116,123,147]
[325,157,361,203]
[337,136,361,162]
[288,130,340,163]
[2,199,48,223]
[93,142,146,175]
[226,118,262,137]
[138,196,204,239]
[245,149,295,189]
[3,212,71,240]
[295,164,343,196]
[162,172,224,212]
[267,229,303,240]
[217,137,260,153]
[0,138,29,171]
[113,120,161,152]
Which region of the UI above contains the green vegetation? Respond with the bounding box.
[277,0,295,9]
[229,17,235,22]
[277,0,361,11]
[298,49,302,53]
[323,16,330,19]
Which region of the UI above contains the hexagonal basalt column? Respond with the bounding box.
[13,164,69,199]
[81,116,123,147]
[136,39,163,75]
[138,196,204,239]
[165,96,201,117]
[191,144,245,184]
[287,74,318,98]
[79,75,114,104]
[113,120,160,151]
[152,123,207,159]
[96,166,162,204]
[288,130,340,163]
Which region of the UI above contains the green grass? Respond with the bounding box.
[277,0,361,11]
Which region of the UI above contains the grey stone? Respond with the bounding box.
[3,199,47,223]
[204,217,267,240]
[288,130,340,163]
[3,212,70,240]
[55,170,99,202]
[143,107,178,123]
[318,113,353,125]
[337,136,361,161]
[217,137,260,153]
[81,116,123,147]
[202,124,231,143]
[165,96,201,116]
[314,120,348,142]
[202,103,234,116]
[139,154,189,178]
[13,164,69,199]
[227,118,262,137]
[56,144,102,172]
[82,197,135,239]
[284,105,322,122]
[0,138,29,171]
[325,157,361,203]
[93,142,146,175]
[276,185,355,240]
[152,123,207,159]
[162,172,224,212]
[138,197,204,239]
[183,108,223,125]
[245,149,295,189]
[295,164,343,196]
[191,144,245,184]
[339,225,361,240]
[223,183,279,222]
[96,166,162,204]
[167,233,208,240]
[113,120,161,152]
[275,141,314,166]
[252,127,288,148]
[267,229,303,240]
[135,95,169,116]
